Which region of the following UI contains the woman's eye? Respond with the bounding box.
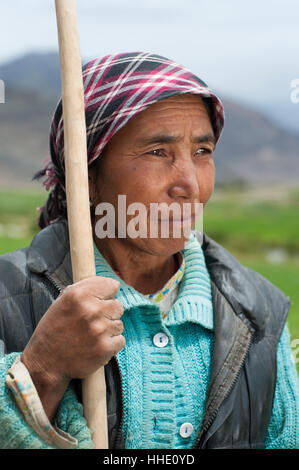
[196,147,212,156]
[148,149,165,157]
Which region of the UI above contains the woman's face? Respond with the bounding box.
[89,94,215,257]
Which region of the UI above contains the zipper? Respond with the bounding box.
[112,355,125,449]
[42,271,62,298]
[194,333,253,448]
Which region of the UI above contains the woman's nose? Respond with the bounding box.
[167,159,199,201]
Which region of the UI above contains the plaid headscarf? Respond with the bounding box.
[35,52,224,228]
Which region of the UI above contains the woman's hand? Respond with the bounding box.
[21,276,124,421]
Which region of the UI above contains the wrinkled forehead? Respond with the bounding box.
[132,93,215,127]
[50,52,224,169]
[103,93,215,149]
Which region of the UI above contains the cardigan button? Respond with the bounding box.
[179,422,194,438]
[153,332,169,348]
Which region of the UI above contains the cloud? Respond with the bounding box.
[0,0,298,131]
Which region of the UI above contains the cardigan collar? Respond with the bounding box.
[93,233,214,331]
[27,219,286,332]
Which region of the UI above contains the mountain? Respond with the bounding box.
[0,87,55,186]
[214,100,299,184]
[0,52,61,98]
[0,52,298,187]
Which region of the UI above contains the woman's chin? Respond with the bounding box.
[138,235,191,257]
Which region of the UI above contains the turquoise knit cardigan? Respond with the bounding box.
[0,234,298,448]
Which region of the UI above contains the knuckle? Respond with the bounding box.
[87,302,101,318]
[107,278,120,290]
[64,285,86,306]
[115,320,124,334]
[60,286,72,304]
[120,335,126,348]
[109,299,123,317]
[115,335,126,353]
[90,320,106,337]
[96,335,125,361]
[113,299,124,313]
[101,300,123,319]
[96,336,110,354]
[105,278,120,296]
[97,276,119,290]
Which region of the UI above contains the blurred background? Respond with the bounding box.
[0,0,298,367]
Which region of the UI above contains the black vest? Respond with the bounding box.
[0,221,290,448]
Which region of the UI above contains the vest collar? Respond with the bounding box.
[27,219,73,286]
[27,220,284,333]
[201,232,272,332]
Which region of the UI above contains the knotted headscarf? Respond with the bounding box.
[35,52,224,228]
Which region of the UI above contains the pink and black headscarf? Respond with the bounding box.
[35,52,224,228]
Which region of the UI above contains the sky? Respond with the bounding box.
[1,0,299,132]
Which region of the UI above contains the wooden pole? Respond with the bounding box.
[54,0,108,449]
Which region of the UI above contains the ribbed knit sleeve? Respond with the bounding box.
[0,352,94,449]
[0,353,54,448]
[55,386,94,449]
[265,325,299,449]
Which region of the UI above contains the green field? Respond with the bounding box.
[0,187,299,372]
[203,187,299,373]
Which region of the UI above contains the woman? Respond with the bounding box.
[0,52,298,449]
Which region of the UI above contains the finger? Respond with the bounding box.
[96,299,124,320]
[108,335,126,355]
[93,318,124,338]
[91,276,120,300]
[109,320,124,337]
[63,276,120,303]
